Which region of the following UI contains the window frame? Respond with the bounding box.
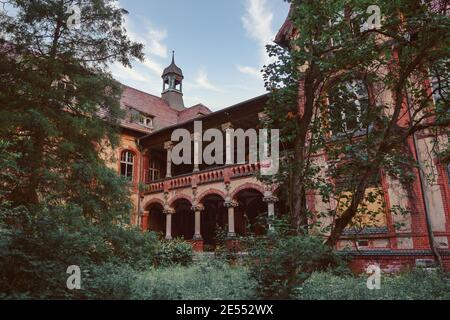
[327,79,370,136]
[120,150,135,180]
[148,159,161,182]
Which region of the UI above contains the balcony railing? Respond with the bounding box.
[144,163,261,194]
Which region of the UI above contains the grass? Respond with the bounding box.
[296,269,450,300]
[131,260,256,300]
[87,258,450,300]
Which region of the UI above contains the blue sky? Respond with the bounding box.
[111,0,290,111]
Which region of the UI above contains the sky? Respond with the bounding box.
[110,0,290,111]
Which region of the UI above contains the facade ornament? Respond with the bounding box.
[191,203,205,212]
[263,195,279,204]
[163,207,175,215]
[224,200,239,208]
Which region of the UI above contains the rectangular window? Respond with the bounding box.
[336,172,387,229]
[148,159,161,182]
[120,151,134,179]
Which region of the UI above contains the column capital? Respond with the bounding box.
[163,208,175,215]
[263,195,279,204]
[221,122,234,132]
[164,141,174,150]
[142,210,150,217]
[224,200,239,208]
[191,204,205,212]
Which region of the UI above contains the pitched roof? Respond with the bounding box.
[274,5,294,47]
[119,85,214,133]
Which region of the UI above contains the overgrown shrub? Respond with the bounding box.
[154,239,193,267]
[0,205,158,299]
[297,269,450,300]
[81,263,138,300]
[245,222,349,299]
[132,261,256,300]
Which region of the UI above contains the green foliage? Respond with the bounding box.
[0,205,158,299]
[81,263,139,300]
[245,224,349,299]
[132,261,256,300]
[0,0,151,299]
[262,0,449,242]
[297,269,450,300]
[154,239,194,268]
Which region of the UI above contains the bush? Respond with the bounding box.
[245,231,349,299]
[0,205,159,299]
[106,227,159,271]
[297,269,450,300]
[81,263,138,300]
[132,261,256,300]
[154,239,193,267]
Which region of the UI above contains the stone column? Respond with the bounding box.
[224,200,238,238]
[164,141,173,178]
[221,122,234,165]
[191,204,204,252]
[263,195,278,232]
[164,209,174,240]
[192,204,204,240]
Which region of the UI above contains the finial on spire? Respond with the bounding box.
[172,50,175,64]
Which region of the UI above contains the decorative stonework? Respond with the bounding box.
[263,195,279,204]
[223,201,239,208]
[191,204,205,212]
[163,208,175,215]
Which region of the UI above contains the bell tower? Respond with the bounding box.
[161,51,185,110]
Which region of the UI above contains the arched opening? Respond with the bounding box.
[200,194,227,251]
[147,203,165,237]
[172,198,194,240]
[234,189,267,236]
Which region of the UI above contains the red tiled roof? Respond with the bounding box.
[119,85,213,132]
[120,85,180,130]
[178,103,212,122]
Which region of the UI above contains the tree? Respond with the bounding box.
[0,0,143,221]
[263,0,449,256]
[0,1,152,298]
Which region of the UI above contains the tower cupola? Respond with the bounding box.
[161,51,185,110]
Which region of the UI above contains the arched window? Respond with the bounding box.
[120,151,134,179]
[328,80,369,135]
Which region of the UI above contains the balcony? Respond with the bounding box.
[144,163,261,194]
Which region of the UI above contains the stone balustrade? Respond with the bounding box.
[143,163,261,194]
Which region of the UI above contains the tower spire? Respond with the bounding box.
[161,51,185,110]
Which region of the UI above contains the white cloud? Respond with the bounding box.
[194,68,225,93]
[241,0,275,65]
[145,28,168,58]
[237,65,262,78]
[142,58,164,77]
[124,17,168,59]
[110,63,148,83]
